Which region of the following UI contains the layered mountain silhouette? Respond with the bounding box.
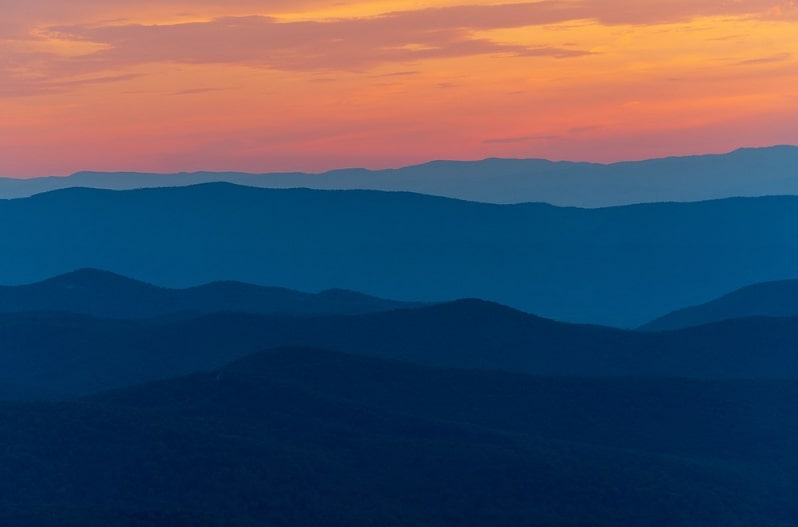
[2,147,796,527]
[5,300,798,400]
[1,347,796,526]
[2,145,797,207]
[642,278,798,331]
[0,268,417,319]
[3,184,798,326]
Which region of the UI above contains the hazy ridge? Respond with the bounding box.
[3,148,798,525]
[6,296,798,400]
[0,268,418,319]
[3,184,798,326]
[642,278,798,331]
[2,145,797,207]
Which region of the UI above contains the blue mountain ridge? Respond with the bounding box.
[1,347,796,525]
[0,267,418,318]
[1,145,797,207]
[2,184,798,326]
[641,278,798,330]
[4,299,798,400]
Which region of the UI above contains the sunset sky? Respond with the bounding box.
[1,0,797,177]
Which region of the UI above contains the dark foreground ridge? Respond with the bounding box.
[4,300,798,399]
[0,347,796,526]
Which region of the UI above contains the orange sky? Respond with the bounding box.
[1,0,797,177]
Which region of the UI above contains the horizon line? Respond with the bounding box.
[2,143,796,181]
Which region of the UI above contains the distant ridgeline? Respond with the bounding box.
[3,149,798,527]
[2,184,798,327]
[0,268,419,319]
[640,278,798,331]
[2,274,798,525]
[5,268,798,398]
[1,145,797,206]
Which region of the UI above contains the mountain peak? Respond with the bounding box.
[641,278,798,331]
[37,268,154,289]
[0,268,416,320]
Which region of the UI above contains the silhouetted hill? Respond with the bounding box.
[0,268,416,319]
[0,348,796,526]
[2,145,798,207]
[3,184,798,326]
[642,279,798,331]
[5,301,798,400]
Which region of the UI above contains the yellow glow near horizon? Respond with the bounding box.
[1,1,797,176]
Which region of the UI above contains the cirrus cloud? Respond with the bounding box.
[3,0,796,97]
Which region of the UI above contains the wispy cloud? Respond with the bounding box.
[45,15,590,71]
[0,8,595,96]
[1,0,797,176]
[483,135,558,144]
[3,0,795,97]
[735,52,792,66]
[0,72,142,97]
[371,71,419,78]
[569,125,603,135]
[172,87,236,95]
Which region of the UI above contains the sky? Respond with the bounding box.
[1,0,797,177]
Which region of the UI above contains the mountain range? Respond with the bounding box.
[1,169,796,526]
[3,152,798,525]
[1,145,797,207]
[0,268,416,319]
[1,347,796,526]
[642,278,798,331]
[6,297,798,400]
[3,184,798,326]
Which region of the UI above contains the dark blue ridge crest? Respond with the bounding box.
[1,346,797,526]
[2,185,798,326]
[0,267,418,320]
[642,278,798,331]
